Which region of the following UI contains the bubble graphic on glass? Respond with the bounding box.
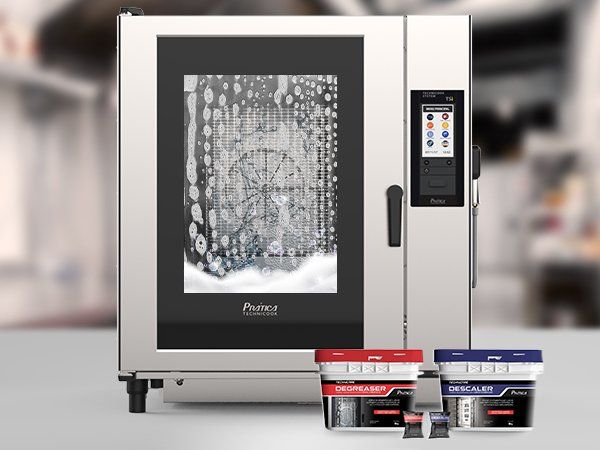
[184,74,339,293]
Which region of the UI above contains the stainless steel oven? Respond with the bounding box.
[117,12,475,412]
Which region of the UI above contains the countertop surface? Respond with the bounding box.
[1,329,596,449]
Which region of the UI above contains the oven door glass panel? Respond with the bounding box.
[157,37,363,349]
[184,75,338,294]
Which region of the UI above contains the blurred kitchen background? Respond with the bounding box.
[0,0,598,328]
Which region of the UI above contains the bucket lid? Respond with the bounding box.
[315,349,423,363]
[434,349,543,363]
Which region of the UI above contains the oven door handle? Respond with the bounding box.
[472,145,481,288]
[387,185,404,247]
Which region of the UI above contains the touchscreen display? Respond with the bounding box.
[421,105,454,158]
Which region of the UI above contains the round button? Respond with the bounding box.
[426,122,434,129]
[426,140,434,147]
[442,122,449,129]
[426,131,434,138]
[442,140,449,148]
[442,113,449,120]
[426,113,434,120]
[442,130,449,138]
[447,159,452,165]
[424,160,430,165]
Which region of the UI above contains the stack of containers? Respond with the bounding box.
[315,349,423,431]
[434,349,543,431]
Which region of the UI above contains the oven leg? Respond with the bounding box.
[126,379,148,413]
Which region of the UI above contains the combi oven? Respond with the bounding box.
[117,12,477,412]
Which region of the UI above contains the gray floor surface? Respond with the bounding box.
[1,329,596,449]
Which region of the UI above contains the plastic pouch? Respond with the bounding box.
[402,411,424,438]
[429,412,450,438]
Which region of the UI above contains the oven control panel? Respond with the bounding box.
[411,91,464,207]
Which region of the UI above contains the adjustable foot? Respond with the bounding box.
[126,379,148,413]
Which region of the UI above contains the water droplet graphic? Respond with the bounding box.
[189,222,198,239]
[184,75,198,92]
[208,209,217,228]
[195,234,207,255]
[204,86,213,104]
[268,241,283,256]
[191,203,203,222]
[189,185,199,201]
[270,193,288,207]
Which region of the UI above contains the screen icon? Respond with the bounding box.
[442,130,449,138]
[426,113,434,120]
[427,140,434,147]
[442,112,449,120]
[426,131,434,138]
[427,122,434,129]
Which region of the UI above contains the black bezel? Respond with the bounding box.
[410,90,464,207]
[157,37,364,349]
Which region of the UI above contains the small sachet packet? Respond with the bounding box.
[402,411,424,438]
[429,412,451,438]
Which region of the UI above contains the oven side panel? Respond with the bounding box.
[405,16,472,396]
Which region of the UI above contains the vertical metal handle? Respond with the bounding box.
[472,145,481,288]
[387,185,404,247]
[472,207,479,288]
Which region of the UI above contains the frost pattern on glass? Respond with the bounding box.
[184,75,338,293]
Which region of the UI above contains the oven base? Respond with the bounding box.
[161,372,321,403]
[122,371,441,410]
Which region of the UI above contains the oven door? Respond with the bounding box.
[119,17,405,373]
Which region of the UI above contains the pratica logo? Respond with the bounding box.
[242,302,279,317]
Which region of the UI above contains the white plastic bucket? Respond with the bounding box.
[435,349,543,431]
[315,349,423,431]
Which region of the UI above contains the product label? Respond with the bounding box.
[441,380,536,428]
[321,380,416,428]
